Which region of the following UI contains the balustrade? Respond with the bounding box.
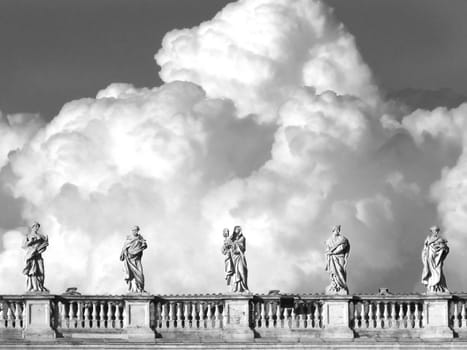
[350,296,424,334]
[154,295,225,330]
[0,293,464,341]
[0,297,25,330]
[57,296,125,332]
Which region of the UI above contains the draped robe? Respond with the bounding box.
[231,234,249,293]
[421,234,449,293]
[325,234,350,295]
[222,238,234,285]
[22,232,49,292]
[121,234,147,292]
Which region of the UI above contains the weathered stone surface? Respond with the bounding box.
[325,225,350,296]
[420,295,453,339]
[321,297,354,339]
[22,295,56,340]
[124,296,155,341]
[223,295,254,341]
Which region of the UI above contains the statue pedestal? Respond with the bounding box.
[22,295,56,340]
[123,295,155,341]
[321,297,354,340]
[421,295,453,339]
[223,294,254,341]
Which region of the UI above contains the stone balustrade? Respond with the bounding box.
[1,293,466,341]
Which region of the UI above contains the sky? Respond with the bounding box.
[1,0,467,295]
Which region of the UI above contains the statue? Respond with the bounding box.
[222,225,249,293]
[325,225,350,295]
[22,222,49,292]
[421,226,449,294]
[221,228,234,286]
[120,226,148,293]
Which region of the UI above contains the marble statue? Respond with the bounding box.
[221,228,234,286]
[421,226,449,294]
[325,225,350,295]
[22,222,49,293]
[223,225,249,293]
[120,225,148,293]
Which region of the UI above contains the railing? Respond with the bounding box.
[252,295,323,330]
[154,295,225,331]
[450,294,467,331]
[56,296,125,334]
[0,293,464,341]
[0,296,25,330]
[351,295,424,333]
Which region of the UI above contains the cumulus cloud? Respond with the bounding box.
[156,0,380,121]
[1,0,467,295]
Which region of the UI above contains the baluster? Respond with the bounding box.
[183,303,189,329]
[99,302,105,328]
[409,302,415,329]
[199,302,204,329]
[290,307,295,329]
[375,303,381,329]
[84,303,90,328]
[0,304,4,329]
[398,302,404,328]
[208,302,214,329]
[168,302,175,328]
[214,303,220,329]
[92,302,97,329]
[68,302,74,328]
[59,302,65,328]
[453,302,459,329]
[176,303,182,328]
[362,302,367,329]
[414,303,421,329]
[115,303,122,329]
[107,302,113,328]
[14,303,20,329]
[267,302,273,329]
[390,302,396,329]
[258,303,264,328]
[190,302,196,328]
[313,303,320,329]
[353,303,358,328]
[461,302,466,329]
[299,304,305,329]
[6,304,13,328]
[275,303,281,328]
[305,303,312,329]
[368,302,374,329]
[162,303,168,329]
[76,302,82,328]
[382,302,388,329]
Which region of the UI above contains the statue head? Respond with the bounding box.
[131,225,140,236]
[233,225,242,235]
[429,225,440,235]
[332,225,341,235]
[31,222,40,233]
[223,228,229,238]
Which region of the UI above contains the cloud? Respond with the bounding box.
[1,0,467,296]
[155,0,380,121]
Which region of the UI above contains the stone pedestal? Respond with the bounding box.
[123,295,155,341]
[223,294,254,341]
[321,297,354,339]
[22,295,56,340]
[421,295,453,339]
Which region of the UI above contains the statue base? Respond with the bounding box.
[321,297,354,340]
[22,295,56,340]
[223,295,254,341]
[123,295,155,341]
[421,296,453,339]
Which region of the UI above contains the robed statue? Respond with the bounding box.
[22,222,49,292]
[120,226,148,293]
[222,225,249,293]
[325,225,350,295]
[221,228,234,286]
[421,226,449,294]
